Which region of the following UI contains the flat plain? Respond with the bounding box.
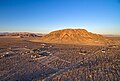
[0,36,120,81]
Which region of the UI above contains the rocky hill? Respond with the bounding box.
[37,29,110,45]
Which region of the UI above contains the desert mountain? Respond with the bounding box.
[36,29,111,45]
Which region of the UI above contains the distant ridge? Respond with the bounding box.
[102,34,120,37]
[34,28,111,45]
[0,32,42,38]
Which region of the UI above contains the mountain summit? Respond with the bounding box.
[39,29,109,45]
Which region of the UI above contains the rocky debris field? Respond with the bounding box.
[0,37,120,81]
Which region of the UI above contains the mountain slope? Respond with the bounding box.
[38,29,109,45]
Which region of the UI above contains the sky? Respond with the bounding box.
[0,0,120,34]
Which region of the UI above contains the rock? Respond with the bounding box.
[39,51,50,56]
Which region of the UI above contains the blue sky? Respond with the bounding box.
[0,0,120,34]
